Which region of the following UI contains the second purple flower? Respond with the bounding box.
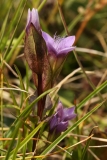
[49,102,76,133]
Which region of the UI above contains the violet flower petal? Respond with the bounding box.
[56,121,68,132]
[58,46,76,55]
[26,8,41,33]
[57,102,64,120]
[63,107,77,121]
[49,114,58,131]
[42,31,54,44]
[58,36,75,50]
[42,31,57,54]
[58,36,75,54]
[31,8,41,32]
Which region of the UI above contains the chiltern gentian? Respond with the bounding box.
[49,102,76,133]
[42,32,75,75]
[24,8,75,91]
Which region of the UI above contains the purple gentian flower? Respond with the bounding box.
[42,32,75,55]
[49,102,76,133]
[42,32,75,72]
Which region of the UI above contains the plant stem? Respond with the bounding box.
[32,74,46,156]
[37,74,46,119]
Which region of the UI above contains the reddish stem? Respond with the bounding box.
[37,74,46,118]
[32,74,46,156]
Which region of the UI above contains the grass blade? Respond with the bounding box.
[0,7,11,45]
[77,80,107,109]
[4,87,57,139]
[9,121,44,159]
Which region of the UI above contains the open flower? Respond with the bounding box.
[42,32,75,73]
[42,32,75,55]
[49,102,76,133]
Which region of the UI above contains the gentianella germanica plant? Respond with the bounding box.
[24,8,76,154]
